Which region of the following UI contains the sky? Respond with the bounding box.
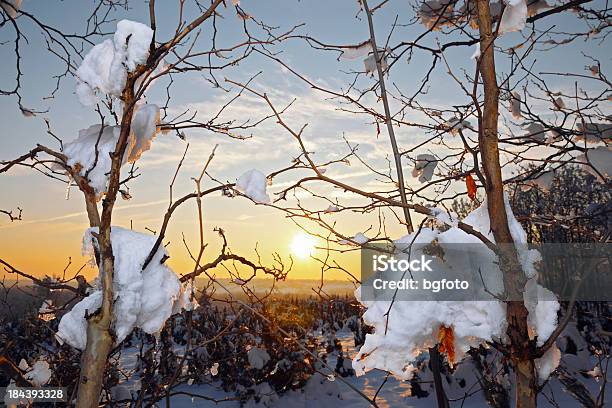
[0,0,608,282]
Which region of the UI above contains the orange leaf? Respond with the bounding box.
[438,325,456,366]
[466,174,477,201]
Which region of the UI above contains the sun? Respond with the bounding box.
[290,232,316,259]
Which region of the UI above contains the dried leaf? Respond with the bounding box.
[438,325,456,366]
[466,174,477,201]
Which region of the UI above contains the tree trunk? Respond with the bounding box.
[474,0,538,407]
[75,86,137,407]
[430,346,450,408]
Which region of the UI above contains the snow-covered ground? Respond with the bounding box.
[112,321,605,407]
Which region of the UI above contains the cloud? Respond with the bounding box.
[0,199,168,230]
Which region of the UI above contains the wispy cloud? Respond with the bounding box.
[0,199,168,230]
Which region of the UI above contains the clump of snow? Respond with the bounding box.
[499,0,528,34]
[75,40,116,105]
[61,104,160,198]
[523,122,546,143]
[173,280,199,314]
[56,291,103,350]
[527,0,550,16]
[535,344,561,382]
[575,122,612,143]
[522,170,555,191]
[353,219,507,379]
[114,20,153,71]
[353,195,558,380]
[75,20,153,105]
[430,207,458,228]
[411,154,438,182]
[524,278,559,345]
[553,97,565,110]
[18,359,29,371]
[38,299,55,321]
[352,232,369,245]
[324,205,339,213]
[470,44,481,60]
[546,129,562,144]
[62,124,120,197]
[39,299,53,314]
[130,104,161,161]
[24,360,52,386]
[338,41,372,60]
[510,92,522,119]
[418,0,455,29]
[56,227,195,350]
[578,146,612,181]
[247,347,270,370]
[441,117,473,135]
[236,169,270,204]
[364,50,388,75]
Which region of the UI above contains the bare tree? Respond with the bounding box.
[1,0,609,407]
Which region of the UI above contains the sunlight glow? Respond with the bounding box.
[290,232,316,259]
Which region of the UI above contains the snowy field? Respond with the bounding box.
[112,324,602,407]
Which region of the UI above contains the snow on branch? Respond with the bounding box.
[353,195,560,381]
[235,169,271,204]
[56,227,196,350]
[75,20,153,105]
[61,104,161,198]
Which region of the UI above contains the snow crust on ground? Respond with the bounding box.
[62,104,160,198]
[236,169,271,204]
[56,227,195,350]
[75,20,153,105]
[109,320,601,407]
[353,195,560,380]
